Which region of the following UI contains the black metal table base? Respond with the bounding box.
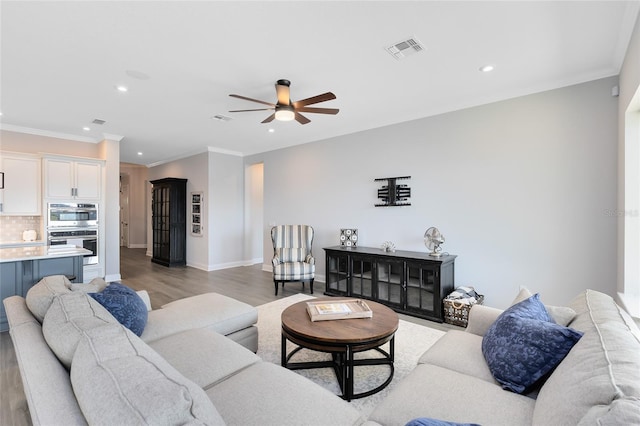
[281,335,395,401]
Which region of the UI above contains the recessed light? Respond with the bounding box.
[268,128,275,133]
[82,126,91,131]
[480,65,495,73]
[137,152,143,156]
[116,85,128,92]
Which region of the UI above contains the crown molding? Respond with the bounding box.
[0,123,98,143]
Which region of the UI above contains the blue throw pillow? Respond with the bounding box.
[482,294,583,394]
[506,292,555,323]
[90,283,148,336]
[405,418,480,426]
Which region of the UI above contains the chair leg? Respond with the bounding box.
[274,281,278,296]
[310,279,314,294]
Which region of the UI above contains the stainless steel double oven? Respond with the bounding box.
[46,203,99,265]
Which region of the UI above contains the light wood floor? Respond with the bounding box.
[1,247,455,426]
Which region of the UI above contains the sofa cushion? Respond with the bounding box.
[90,282,148,336]
[71,323,225,425]
[42,292,117,369]
[141,292,257,343]
[418,330,496,384]
[532,290,640,425]
[26,275,107,323]
[511,287,577,326]
[148,328,260,389]
[206,362,363,426]
[367,363,535,426]
[482,294,583,394]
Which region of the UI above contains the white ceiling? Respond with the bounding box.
[1,1,638,166]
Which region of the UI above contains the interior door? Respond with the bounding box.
[120,182,130,247]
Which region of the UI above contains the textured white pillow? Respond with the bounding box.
[71,324,225,425]
[42,292,117,369]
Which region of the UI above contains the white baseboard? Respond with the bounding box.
[187,260,255,272]
[105,273,122,282]
[127,244,147,249]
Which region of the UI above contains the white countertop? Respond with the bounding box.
[0,245,91,263]
[0,240,47,248]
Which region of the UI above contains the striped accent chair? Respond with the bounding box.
[271,225,315,296]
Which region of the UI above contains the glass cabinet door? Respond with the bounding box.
[375,259,403,308]
[405,261,437,316]
[326,253,349,295]
[351,255,374,299]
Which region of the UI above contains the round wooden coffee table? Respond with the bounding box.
[281,298,399,401]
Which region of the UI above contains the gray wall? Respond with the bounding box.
[148,150,244,271]
[246,76,618,309]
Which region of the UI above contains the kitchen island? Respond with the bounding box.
[1,245,91,331]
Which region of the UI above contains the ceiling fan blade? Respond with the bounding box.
[293,92,336,108]
[276,83,290,105]
[294,112,311,125]
[261,113,276,123]
[229,94,275,107]
[229,108,274,113]
[296,107,339,115]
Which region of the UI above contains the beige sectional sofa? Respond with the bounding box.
[4,276,363,426]
[5,274,640,425]
[366,289,640,425]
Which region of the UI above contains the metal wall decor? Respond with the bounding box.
[340,228,358,247]
[375,176,411,207]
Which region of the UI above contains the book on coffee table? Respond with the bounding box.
[306,299,373,321]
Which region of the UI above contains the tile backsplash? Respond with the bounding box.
[0,216,42,242]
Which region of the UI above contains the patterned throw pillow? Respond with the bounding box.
[90,283,148,336]
[482,294,583,394]
[277,248,307,262]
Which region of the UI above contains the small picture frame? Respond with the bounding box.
[340,228,358,248]
[190,192,203,236]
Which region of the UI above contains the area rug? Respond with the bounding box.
[256,294,445,417]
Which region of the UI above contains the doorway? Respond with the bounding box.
[119,174,130,247]
[244,163,264,265]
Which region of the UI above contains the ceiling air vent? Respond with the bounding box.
[211,114,233,122]
[92,119,106,125]
[386,37,425,60]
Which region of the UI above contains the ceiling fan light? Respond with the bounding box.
[275,108,295,121]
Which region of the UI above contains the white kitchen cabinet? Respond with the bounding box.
[0,153,41,215]
[44,157,103,200]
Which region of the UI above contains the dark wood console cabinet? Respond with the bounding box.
[151,178,187,267]
[324,246,456,322]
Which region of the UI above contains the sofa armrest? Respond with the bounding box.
[305,254,315,265]
[465,304,503,336]
[272,255,280,267]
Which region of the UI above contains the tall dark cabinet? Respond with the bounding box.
[151,178,187,267]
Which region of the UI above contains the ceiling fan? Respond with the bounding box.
[229,79,339,125]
